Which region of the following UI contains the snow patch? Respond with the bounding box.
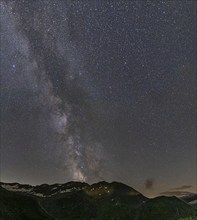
[51,187,57,190]
[32,193,45,197]
[1,184,32,193]
[189,199,197,205]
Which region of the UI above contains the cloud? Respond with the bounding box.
[159,191,193,197]
[171,185,192,190]
[160,185,193,197]
[144,178,155,190]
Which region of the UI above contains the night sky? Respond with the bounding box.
[1,0,196,197]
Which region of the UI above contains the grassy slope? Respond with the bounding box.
[138,196,197,220]
[0,187,54,220]
[0,183,196,220]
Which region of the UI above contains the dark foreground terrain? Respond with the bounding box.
[0,181,196,220]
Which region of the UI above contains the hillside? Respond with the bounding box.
[0,182,196,220]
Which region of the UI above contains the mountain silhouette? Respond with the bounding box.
[0,181,196,220]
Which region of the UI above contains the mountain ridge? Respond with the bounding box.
[0,181,196,220]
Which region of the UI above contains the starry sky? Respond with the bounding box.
[1,0,196,197]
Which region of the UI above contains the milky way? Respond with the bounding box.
[1,0,105,183]
[1,0,196,197]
